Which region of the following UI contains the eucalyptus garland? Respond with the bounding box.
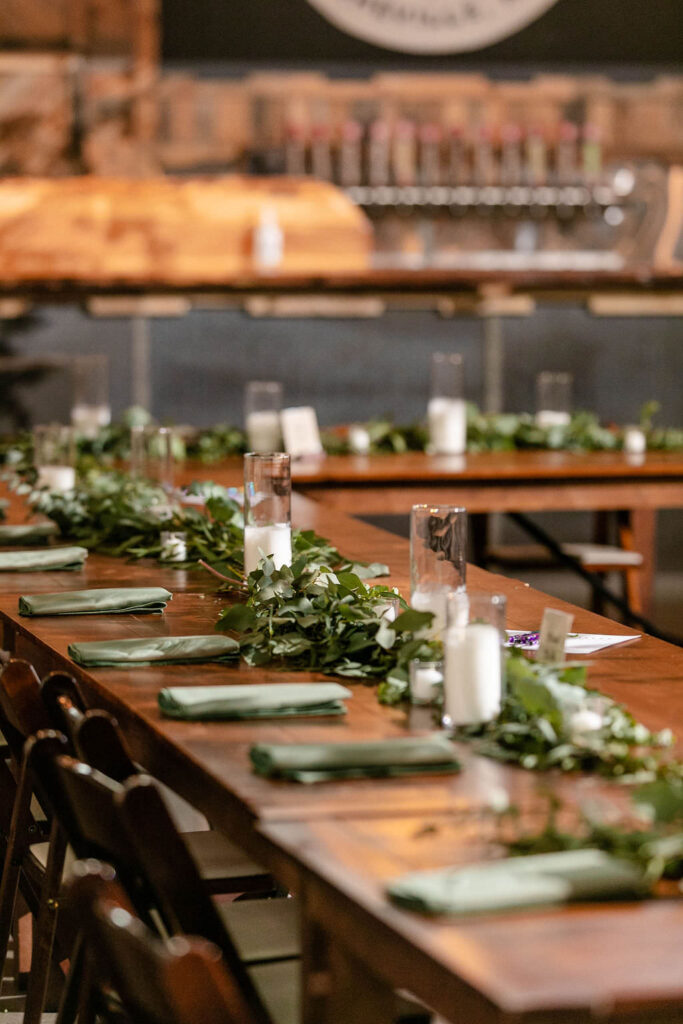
[217,556,439,681]
[497,780,683,884]
[19,471,387,581]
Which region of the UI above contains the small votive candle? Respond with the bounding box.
[160,531,187,562]
[409,659,443,705]
[623,426,646,455]
[348,424,371,455]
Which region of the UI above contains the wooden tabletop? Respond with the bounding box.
[2,494,683,1021]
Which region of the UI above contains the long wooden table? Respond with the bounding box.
[177,449,683,617]
[1,494,682,1022]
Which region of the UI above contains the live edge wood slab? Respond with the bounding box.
[1,490,682,1022]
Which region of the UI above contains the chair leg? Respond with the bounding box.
[590,572,606,615]
[56,932,85,1024]
[23,820,67,1024]
[0,761,36,978]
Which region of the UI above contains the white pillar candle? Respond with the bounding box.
[36,465,76,493]
[427,397,466,455]
[410,586,451,638]
[535,410,571,429]
[623,426,646,455]
[444,622,502,726]
[71,403,112,439]
[244,523,292,576]
[246,410,282,453]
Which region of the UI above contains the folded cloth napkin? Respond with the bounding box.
[159,682,352,720]
[250,734,460,783]
[68,634,239,668]
[19,587,172,618]
[0,546,88,572]
[386,849,647,917]
[0,523,59,545]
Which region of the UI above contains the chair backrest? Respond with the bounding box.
[69,860,249,1024]
[73,710,138,784]
[0,659,51,762]
[40,670,88,738]
[26,735,271,1024]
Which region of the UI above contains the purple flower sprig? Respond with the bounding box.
[506,631,540,648]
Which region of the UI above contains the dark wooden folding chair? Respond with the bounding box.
[42,674,278,896]
[0,661,73,1024]
[68,860,264,1024]
[25,732,299,1024]
[28,732,432,1024]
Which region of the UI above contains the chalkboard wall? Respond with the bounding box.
[162,0,683,73]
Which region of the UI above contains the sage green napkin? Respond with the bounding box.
[19,587,172,618]
[159,682,351,721]
[250,734,460,783]
[386,849,648,917]
[0,523,59,545]
[68,634,239,668]
[0,547,88,572]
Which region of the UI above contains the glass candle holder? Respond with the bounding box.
[410,504,467,638]
[71,354,111,439]
[130,426,175,493]
[409,659,443,706]
[160,531,187,563]
[243,452,292,576]
[244,381,283,453]
[535,372,573,429]
[428,352,466,455]
[33,425,76,492]
[443,591,506,728]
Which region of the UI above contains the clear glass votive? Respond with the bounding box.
[409,659,443,706]
[442,591,506,729]
[375,595,400,622]
[71,354,111,439]
[130,426,175,493]
[410,504,467,638]
[244,381,283,453]
[160,531,187,562]
[428,352,466,455]
[243,452,292,576]
[33,425,76,492]
[535,371,573,429]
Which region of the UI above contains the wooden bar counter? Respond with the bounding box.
[0,490,682,1020]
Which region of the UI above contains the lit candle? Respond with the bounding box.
[36,465,76,493]
[535,409,571,429]
[348,425,371,455]
[444,622,502,726]
[244,523,292,576]
[623,426,646,455]
[246,410,282,453]
[160,531,187,562]
[409,660,443,705]
[71,403,111,439]
[410,586,452,638]
[428,397,467,455]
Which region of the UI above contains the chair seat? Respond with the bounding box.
[179,829,274,893]
[219,896,300,964]
[561,542,643,568]
[248,960,300,1024]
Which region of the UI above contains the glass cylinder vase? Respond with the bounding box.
[33,425,76,493]
[243,452,292,576]
[244,381,283,453]
[410,504,467,638]
[71,354,111,439]
[535,371,573,429]
[428,352,466,455]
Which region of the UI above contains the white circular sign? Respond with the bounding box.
[305,0,559,53]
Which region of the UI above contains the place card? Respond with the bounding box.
[506,631,641,655]
[280,406,324,458]
[537,608,574,663]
